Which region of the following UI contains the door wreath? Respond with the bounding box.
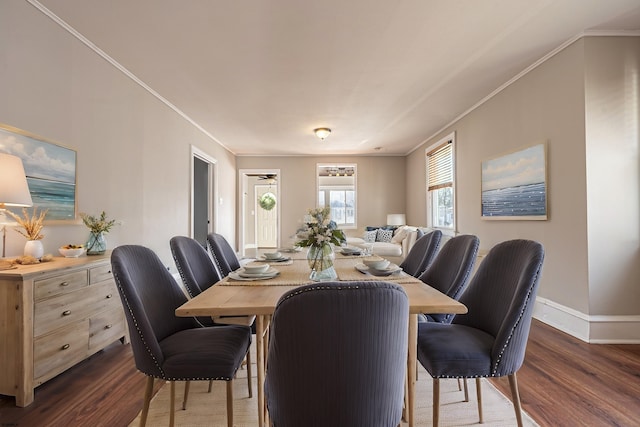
[259,192,277,211]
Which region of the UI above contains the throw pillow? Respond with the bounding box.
[364,230,377,243]
[376,228,393,243]
[391,226,408,244]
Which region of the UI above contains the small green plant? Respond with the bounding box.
[80,211,116,234]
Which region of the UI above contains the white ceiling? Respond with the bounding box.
[34,0,640,156]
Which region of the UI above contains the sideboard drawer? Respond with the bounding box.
[89,307,126,352]
[34,270,88,301]
[34,287,95,337]
[91,280,121,313]
[89,264,113,285]
[34,321,89,382]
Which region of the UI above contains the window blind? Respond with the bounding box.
[427,142,453,191]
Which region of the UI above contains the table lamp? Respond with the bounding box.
[386,213,406,226]
[0,153,33,262]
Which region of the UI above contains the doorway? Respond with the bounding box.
[239,169,280,257]
[191,146,217,247]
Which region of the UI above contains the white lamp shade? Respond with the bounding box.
[0,153,33,207]
[387,213,406,226]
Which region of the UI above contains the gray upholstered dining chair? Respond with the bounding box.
[206,232,242,277]
[170,235,254,393]
[111,245,252,427]
[399,230,442,277]
[416,234,479,397]
[416,239,544,427]
[417,234,479,324]
[170,235,255,327]
[265,281,409,427]
[170,236,220,301]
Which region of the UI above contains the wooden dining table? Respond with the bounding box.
[175,251,467,427]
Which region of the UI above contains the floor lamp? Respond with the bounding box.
[0,153,33,264]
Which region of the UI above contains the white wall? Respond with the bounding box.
[0,0,237,268]
[584,37,640,317]
[236,156,406,246]
[406,36,640,342]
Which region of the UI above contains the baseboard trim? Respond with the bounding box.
[533,297,640,344]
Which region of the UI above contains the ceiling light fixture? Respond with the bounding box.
[314,128,331,140]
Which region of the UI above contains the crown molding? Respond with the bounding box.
[406,30,640,155]
[26,0,236,156]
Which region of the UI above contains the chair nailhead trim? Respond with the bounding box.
[115,269,238,382]
[491,262,543,375]
[113,271,166,378]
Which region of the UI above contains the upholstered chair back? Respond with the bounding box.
[418,234,480,323]
[454,239,544,376]
[170,235,221,297]
[206,233,241,277]
[265,281,409,427]
[400,230,442,277]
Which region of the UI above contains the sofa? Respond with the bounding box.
[345,225,432,264]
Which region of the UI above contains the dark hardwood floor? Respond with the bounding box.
[490,320,640,427]
[1,319,639,426]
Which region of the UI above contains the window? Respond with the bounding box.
[317,164,357,228]
[426,134,455,230]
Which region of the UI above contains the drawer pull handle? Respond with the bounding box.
[105,324,113,329]
[62,310,71,316]
[61,344,70,350]
[60,281,70,287]
[106,294,113,299]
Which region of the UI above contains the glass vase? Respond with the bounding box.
[307,243,337,281]
[86,232,107,255]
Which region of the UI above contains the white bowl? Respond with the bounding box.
[243,262,270,274]
[59,246,86,258]
[263,251,282,260]
[363,257,390,270]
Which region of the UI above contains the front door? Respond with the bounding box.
[255,184,278,248]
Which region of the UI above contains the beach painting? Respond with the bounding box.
[0,124,77,221]
[481,142,547,220]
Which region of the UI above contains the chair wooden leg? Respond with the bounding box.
[433,378,440,427]
[139,376,154,427]
[463,378,469,402]
[246,348,253,398]
[475,377,483,423]
[457,378,462,391]
[208,380,213,393]
[402,371,408,421]
[182,380,190,410]
[170,381,176,427]
[509,373,524,427]
[226,380,234,427]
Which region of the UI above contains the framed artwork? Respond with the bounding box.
[481,141,547,220]
[0,124,77,221]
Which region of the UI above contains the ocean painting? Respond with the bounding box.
[0,124,76,220]
[481,143,547,220]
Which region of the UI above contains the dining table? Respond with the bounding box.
[175,249,467,427]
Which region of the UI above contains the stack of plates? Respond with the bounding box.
[260,255,290,262]
[279,246,302,253]
[355,263,402,277]
[229,267,280,281]
[340,247,362,256]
